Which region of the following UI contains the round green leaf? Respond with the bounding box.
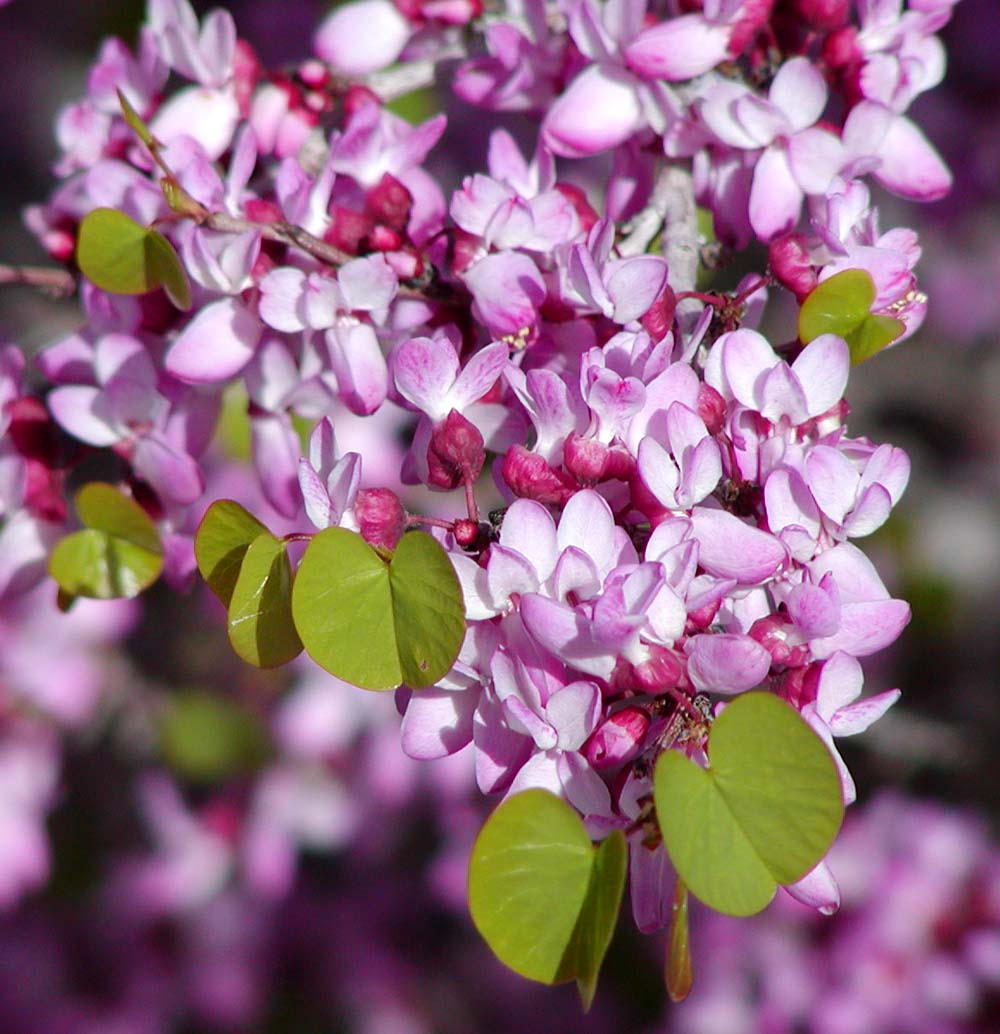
[292,528,465,690]
[468,790,598,985]
[388,530,466,687]
[195,499,270,607]
[159,690,270,783]
[654,692,844,917]
[76,207,191,309]
[798,268,875,343]
[49,528,163,599]
[227,533,302,668]
[49,483,164,599]
[846,312,905,364]
[75,482,161,553]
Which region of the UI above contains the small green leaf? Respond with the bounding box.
[159,690,270,782]
[468,790,623,993]
[227,533,302,669]
[654,692,844,917]
[847,312,905,364]
[388,530,466,687]
[76,207,191,309]
[292,528,465,690]
[49,528,163,599]
[195,499,270,607]
[798,268,904,364]
[116,88,154,147]
[75,482,161,553]
[49,483,164,599]
[146,227,191,310]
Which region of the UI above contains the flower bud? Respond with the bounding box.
[354,488,407,550]
[697,382,727,436]
[822,26,862,73]
[500,445,576,504]
[584,707,651,769]
[453,518,480,548]
[791,0,849,30]
[769,232,817,303]
[639,285,677,342]
[564,433,637,484]
[633,646,684,693]
[427,409,485,490]
[325,206,375,254]
[366,173,413,234]
[554,182,598,233]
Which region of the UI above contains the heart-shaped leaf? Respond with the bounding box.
[292,527,465,690]
[227,532,302,668]
[49,482,164,599]
[654,692,844,917]
[195,499,269,607]
[468,789,626,1004]
[798,268,904,364]
[76,207,191,310]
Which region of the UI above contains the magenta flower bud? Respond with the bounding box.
[342,85,382,118]
[697,382,727,436]
[453,518,479,548]
[233,40,262,113]
[791,0,848,30]
[244,199,283,224]
[749,613,795,666]
[633,646,684,692]
[629,470,670,524]
[769,233,818,303]
[822,25,862,73]
[366,173,413,234]
[297,58,329,90]
[369,225,403,252]
[355,487,407,550]
[501,445,577,504]
[639,285,677,342]
[584,707,651,769]
[563,433,611,482]
[427,409,485,490]
[326,206,375,254]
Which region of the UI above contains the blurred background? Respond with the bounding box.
[1,1,1000,1031]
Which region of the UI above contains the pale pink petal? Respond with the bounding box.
[792,333,850,417]
[47,386,122,446]
[313,0,412,76]
[165,298,261,383]
[769,56,827,132]
[133,433,204,505]
[783,860,840,914]
[605,255,668,323]
[685,632,771,693]
[828,688,900,736]
[400,685,478,759]
[625,15,731,81]
[874,114,952,201]
[690,506,788,583]
[542,65,644,158]
[749,145,803,241]
[326,324,388,416]
[547,680,602,751]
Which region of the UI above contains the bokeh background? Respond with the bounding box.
[1,1,1000,1031]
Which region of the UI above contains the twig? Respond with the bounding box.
[0,264,76,297]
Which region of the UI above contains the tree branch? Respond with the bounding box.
[0,264,76,297]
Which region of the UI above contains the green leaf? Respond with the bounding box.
[159,690,270,783]
[798,268,904,364]
[292,528,465,690]
[571,829,627,1010]
[227,533,302,669]
[654,692,844,917]
[75,482,161,553]
[49,528,163,599]
[145,227,191,310]
[195,499,270,607]
[468,789,624,997]
[76,207,191,310]
[49,483,164,599]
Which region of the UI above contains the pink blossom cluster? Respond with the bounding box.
[0,0,958,936]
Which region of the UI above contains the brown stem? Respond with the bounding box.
[0,264,76,297]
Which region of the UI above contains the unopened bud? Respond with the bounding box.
[684,598,721,632]
[633,646,683,693]
[453,518,480,548]
[792,0,849,29]
[325,206,375,255]
[367,173,413,234]
[639,285,677,342]
[342,85,381,118]
[427,409,485,490]
[697,383,727,436]
[501,445,576,504]
[355,488,407,550]
[564,433,636,484]
[584,707,651,769]
[822,25,862,72]
[769,233,818,303]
